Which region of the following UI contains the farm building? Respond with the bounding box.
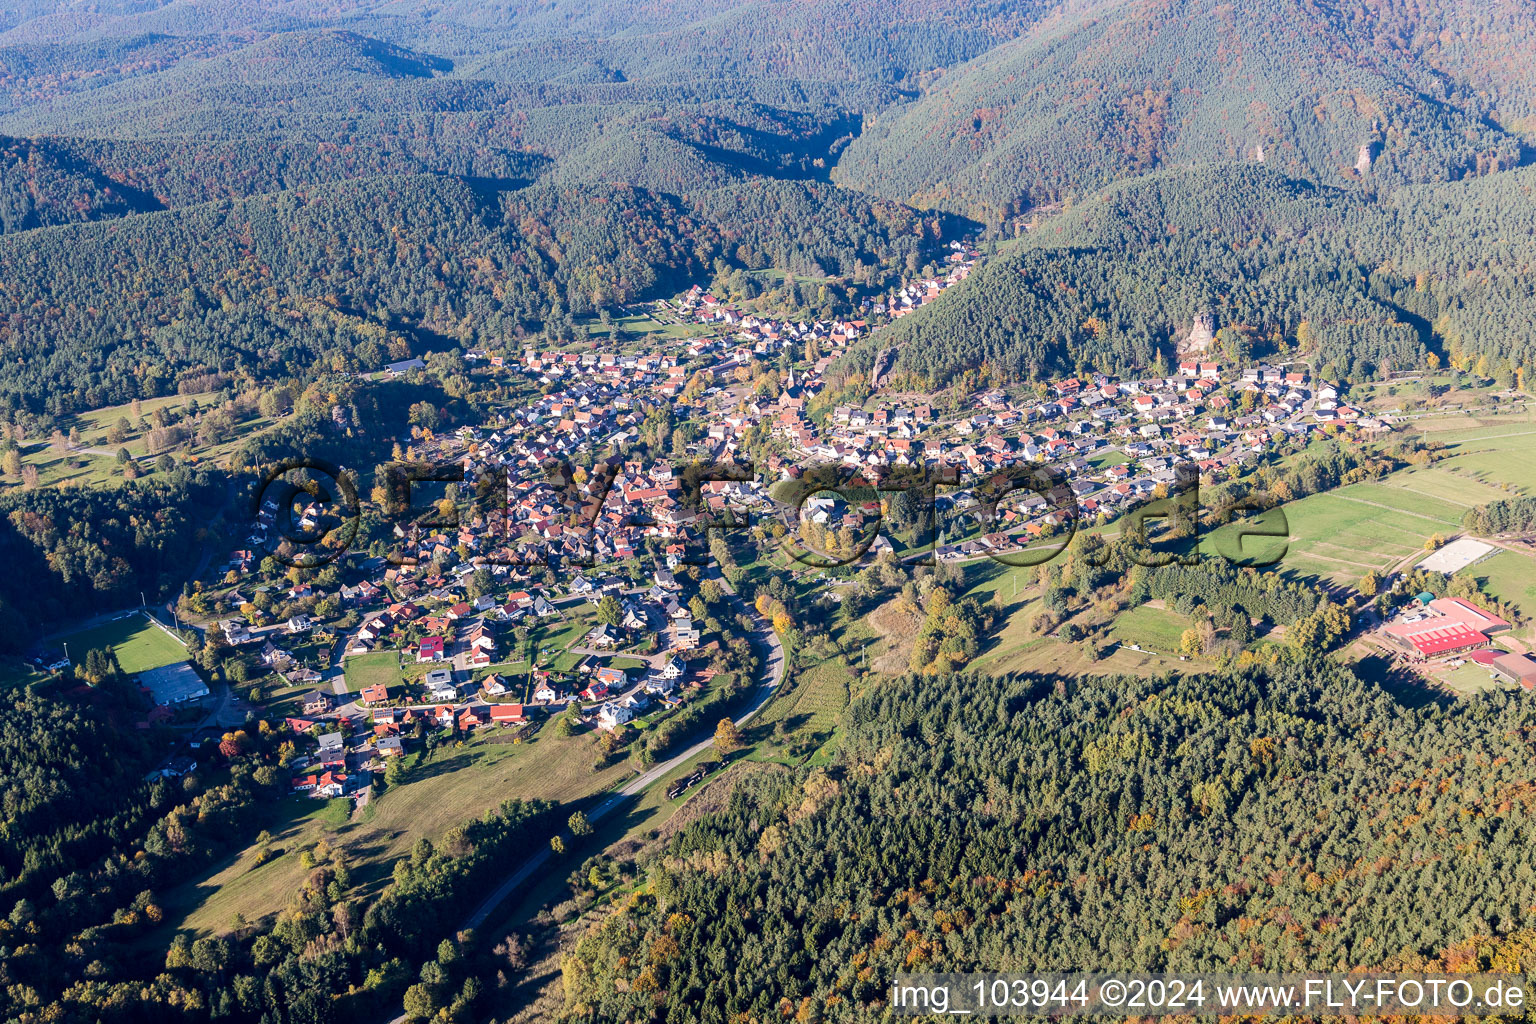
[139,662,210,705]
[1380,598,1511,661]
[1492,653,1536,689]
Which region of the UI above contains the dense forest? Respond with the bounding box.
[836,0,1534,221]
[0,0,1534,407]
[0,1,1044,417]
[834,164,1536,388]
[0,467,220,641]
[561,664,1536,1020]
[0,173,931,415]
[1464,497,1536,537]
[0,669,559,1024]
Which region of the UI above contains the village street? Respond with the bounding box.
[383,569,784,1024]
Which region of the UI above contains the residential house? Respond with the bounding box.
[597,702,636,730]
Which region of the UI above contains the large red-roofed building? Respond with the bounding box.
[1381,598,1510,661]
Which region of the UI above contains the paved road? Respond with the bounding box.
[460,569,782,925]
[384,570,785,1022]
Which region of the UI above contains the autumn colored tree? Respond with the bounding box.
[713,718,744,756]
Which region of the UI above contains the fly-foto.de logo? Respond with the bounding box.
[252,455,1290,572]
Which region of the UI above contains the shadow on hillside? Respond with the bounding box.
[1352,653,1450,709]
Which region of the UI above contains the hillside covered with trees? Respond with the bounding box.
[834,164,1536,389]
[835,0,1536,221]
[561,664,1536,1019]
[0,0,1535,411]
[0,173,934,415]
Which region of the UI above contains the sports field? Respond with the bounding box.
[56,614,186,674]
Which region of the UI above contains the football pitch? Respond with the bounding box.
[57,614,187,675]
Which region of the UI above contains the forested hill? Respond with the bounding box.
[834,0,1536,223]
[0,173,932,416]
[2,1,1535,416]
[0,1,1053,93]
[561,664,1536,1020]
[0,2,1071,242]
[834,164,1536,390]
[0,134,162,232]
[0,4,1058,144]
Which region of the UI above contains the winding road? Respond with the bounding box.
[458,569,783,930]
[383,569,785,1022]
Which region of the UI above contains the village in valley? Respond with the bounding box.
[6,219,1530,998]
[37,240,1529,835]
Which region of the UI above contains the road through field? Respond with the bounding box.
[384,569,785,1023]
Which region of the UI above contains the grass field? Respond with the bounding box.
[1396,423,1536,499]
[259,679,315,721]
[1436,662,1511,698]
[6,388,284,490]
[1108,605,1190,653]
[1472,549,1536,616]
[537,607,598,672]
[973,633,1188,678]
[0,657,46,688]
[341,651,402,694]
[56,615,185,674]
[166,725,636,938]
[8,446,124,489]
[747,651,851,761]
[1089,450,1130,469]
[577,311,707,343]
[1205,480,1462,586]
[1197,425,1536,588]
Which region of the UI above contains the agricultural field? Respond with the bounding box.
[1206,481,1461,586]
[56,614,186,674]
[746,650,852,764]
[1201,424,1536,588]
[972,633,1187,678]
[1416,425,1536,496]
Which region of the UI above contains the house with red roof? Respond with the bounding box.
[488,704,527,726]
[292,771,348,798]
